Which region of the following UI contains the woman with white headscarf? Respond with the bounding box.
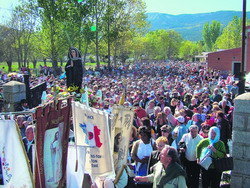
[196,126,226,188]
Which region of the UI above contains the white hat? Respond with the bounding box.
[177,116,185,123]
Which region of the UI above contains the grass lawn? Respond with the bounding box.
[0,61,108,72]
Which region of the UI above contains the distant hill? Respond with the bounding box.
[146,11,250,41]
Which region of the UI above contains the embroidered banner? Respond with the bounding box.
[35,98,71,187]
[110,106,134,180]
[0,119,33,187]
[72,102,114,178]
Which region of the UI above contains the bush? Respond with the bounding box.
[89,56,95,63]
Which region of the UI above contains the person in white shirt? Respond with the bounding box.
[179,125,203,188]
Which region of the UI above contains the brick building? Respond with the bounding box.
[207,26,250,78]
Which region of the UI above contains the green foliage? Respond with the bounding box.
[202,20,221,51]
[132,29,182,60]
[89,56,96,63]
[100,0,148,66]
[5,2,250,68]
[215,16,245,50]
[179,41,203,60]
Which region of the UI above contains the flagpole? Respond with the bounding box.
[239,0,247,94]
[72,101,79,172]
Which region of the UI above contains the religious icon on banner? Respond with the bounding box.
[111,106,134,183]
[113,128,125,170]
[44,123,64,187]
[35,98,72,188]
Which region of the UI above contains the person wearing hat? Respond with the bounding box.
[171,116,188,150]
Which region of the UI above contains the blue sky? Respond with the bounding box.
[144,0,249,15]
[0,0,19,23]
[0,0,249,22]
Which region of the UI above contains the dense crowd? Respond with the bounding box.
[0,60,238,187]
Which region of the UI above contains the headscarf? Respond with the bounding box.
[200,126,220,161]
[67,47,82,60]
[208,126,220,145]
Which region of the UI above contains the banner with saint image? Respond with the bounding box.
[35,98,72,188]
[110,106,134,180]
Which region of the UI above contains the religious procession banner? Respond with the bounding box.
[110,106,134,182]
[35,98,72,188]
[72,101,114,178]
[0,119,33,187]
[66,144,86,188]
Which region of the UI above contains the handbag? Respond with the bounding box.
[199,155,212,170]
[213,155,234,171]
[199,151,212,170]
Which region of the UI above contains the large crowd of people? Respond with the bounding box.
[0,59,238,187]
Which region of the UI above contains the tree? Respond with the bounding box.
[101,0,148,66]
[215,16,246,50]
[0,26,15,72]
[202,20,221,51]
[131,35,147,61]
[179,41,203,60]
[166,30,183,59]
[5,0,39,69]
[138,29,182,60]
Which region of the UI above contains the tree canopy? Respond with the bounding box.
[0,2,248,69]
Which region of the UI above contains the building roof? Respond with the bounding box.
[208,47,241,55]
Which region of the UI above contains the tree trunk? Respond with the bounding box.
[95,6,100,69]
[83,42,89,69]
[52,61,58,68]
[32,59,37,69]
[107,6,111,69]
[17,53,21,69]
[50,16,58,69]
[114,44,117,67]
[23,49,28,68]
[6,61,12,72]
[17,33,22,69]
[43,58,47,66]
[60,58,63,67]
[95,31,100,69]
[107,36,111,68]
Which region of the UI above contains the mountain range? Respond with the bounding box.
[146,11,250,41]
